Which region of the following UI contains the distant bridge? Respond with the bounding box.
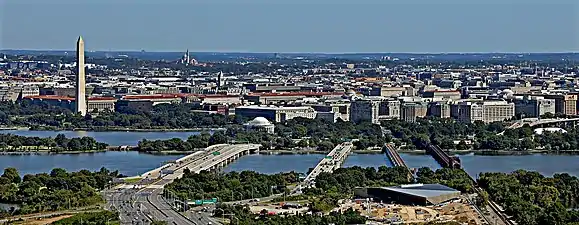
[507,118,579,129]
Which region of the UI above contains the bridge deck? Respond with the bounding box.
[303,142,353,187]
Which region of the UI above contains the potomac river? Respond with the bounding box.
[1,130,578,177]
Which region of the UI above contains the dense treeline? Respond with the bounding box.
[415,167,474,193]
[137,132,226,152]
[0,167,120,218]
[302,167,473,212]
[382,117,579,151]
[1,101,231,130]
[478,170,579,225]
[381,118,503,150]
[215,204,367,225]
[276,117,386,150]
[312,166,473,195]
[51,211,120,225]
[0,101,71,119]
[165,170,299,202]
[0,134,108,152]
[138,117,387,152]
[313,166,411,194]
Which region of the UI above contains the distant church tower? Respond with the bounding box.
[75,36,87,116]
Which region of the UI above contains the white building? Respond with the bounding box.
[243,117,275,134]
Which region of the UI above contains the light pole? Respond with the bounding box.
[64,183,71,209]
[251,187,255,200]
[214,208,225,222]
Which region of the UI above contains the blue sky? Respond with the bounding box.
[1,0,578,53]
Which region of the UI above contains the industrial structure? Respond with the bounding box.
[354,184,461,206]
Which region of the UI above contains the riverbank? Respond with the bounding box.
[0,149,108,155]
[397,149,579,156]
[6,126,226,132]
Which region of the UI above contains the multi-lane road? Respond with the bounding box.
[106,144,260,225]
[301,142,353,188]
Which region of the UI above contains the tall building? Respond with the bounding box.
[350,99,380,124]
[541,94,577,116]
[454,100,514,123]
[379,100,400,119]
[75,36,87,116]
[400,102,428,122]
[428,101,451,118]
[235,105,316,123]
[514,96,555,118]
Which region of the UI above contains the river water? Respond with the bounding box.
[0,131,578,177]
[0,130,202,146]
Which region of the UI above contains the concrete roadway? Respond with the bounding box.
[105,188,151,225]
[302,143,353,189]
[107,144,261,224]
[109,145,261,225]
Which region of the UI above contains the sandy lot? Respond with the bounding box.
[17,215,73,225]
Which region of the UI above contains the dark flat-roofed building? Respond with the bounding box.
[354,184,461,206]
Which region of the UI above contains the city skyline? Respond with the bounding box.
[1,0,578,53]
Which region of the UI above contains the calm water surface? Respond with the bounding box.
[0,130,202,146]
[0,129,577,177]
[0,151,181,176]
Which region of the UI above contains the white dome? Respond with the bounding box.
[346,89,356,96]
[247,117,272,126]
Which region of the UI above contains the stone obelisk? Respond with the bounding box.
[75,36,87,116]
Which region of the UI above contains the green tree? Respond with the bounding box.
[1,168,20,184]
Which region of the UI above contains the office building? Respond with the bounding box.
[87,97,117,112]
[235,105,316,123]
[455,100,514,123]
[350,99,380,124]
[541,94,578,116]
[422,90,461,101]
[379,100,400,120]
[400,102,428,122]
[310,102,350,121]
[514,96,556,118]
[428,101,451,118]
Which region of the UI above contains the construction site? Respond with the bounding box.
[335,197,485,224]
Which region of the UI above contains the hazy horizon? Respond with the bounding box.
[2,48,579,55]
[1,0,578,53]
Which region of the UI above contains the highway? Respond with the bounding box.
[301,142,353,189]
[107,144,260,225]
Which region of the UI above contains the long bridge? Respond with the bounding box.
[384,144,413,181]
[301,142,354,189]
[507,117,579,129]
[140,144,262,187]
[427,144,513,225]
[109,144,261,225]
[426,144,461,169]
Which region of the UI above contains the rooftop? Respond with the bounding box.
[23,95,116,101]
[236,105,313,111]
[380,183,460,198]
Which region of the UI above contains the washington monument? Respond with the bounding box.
[75,36,87,116]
